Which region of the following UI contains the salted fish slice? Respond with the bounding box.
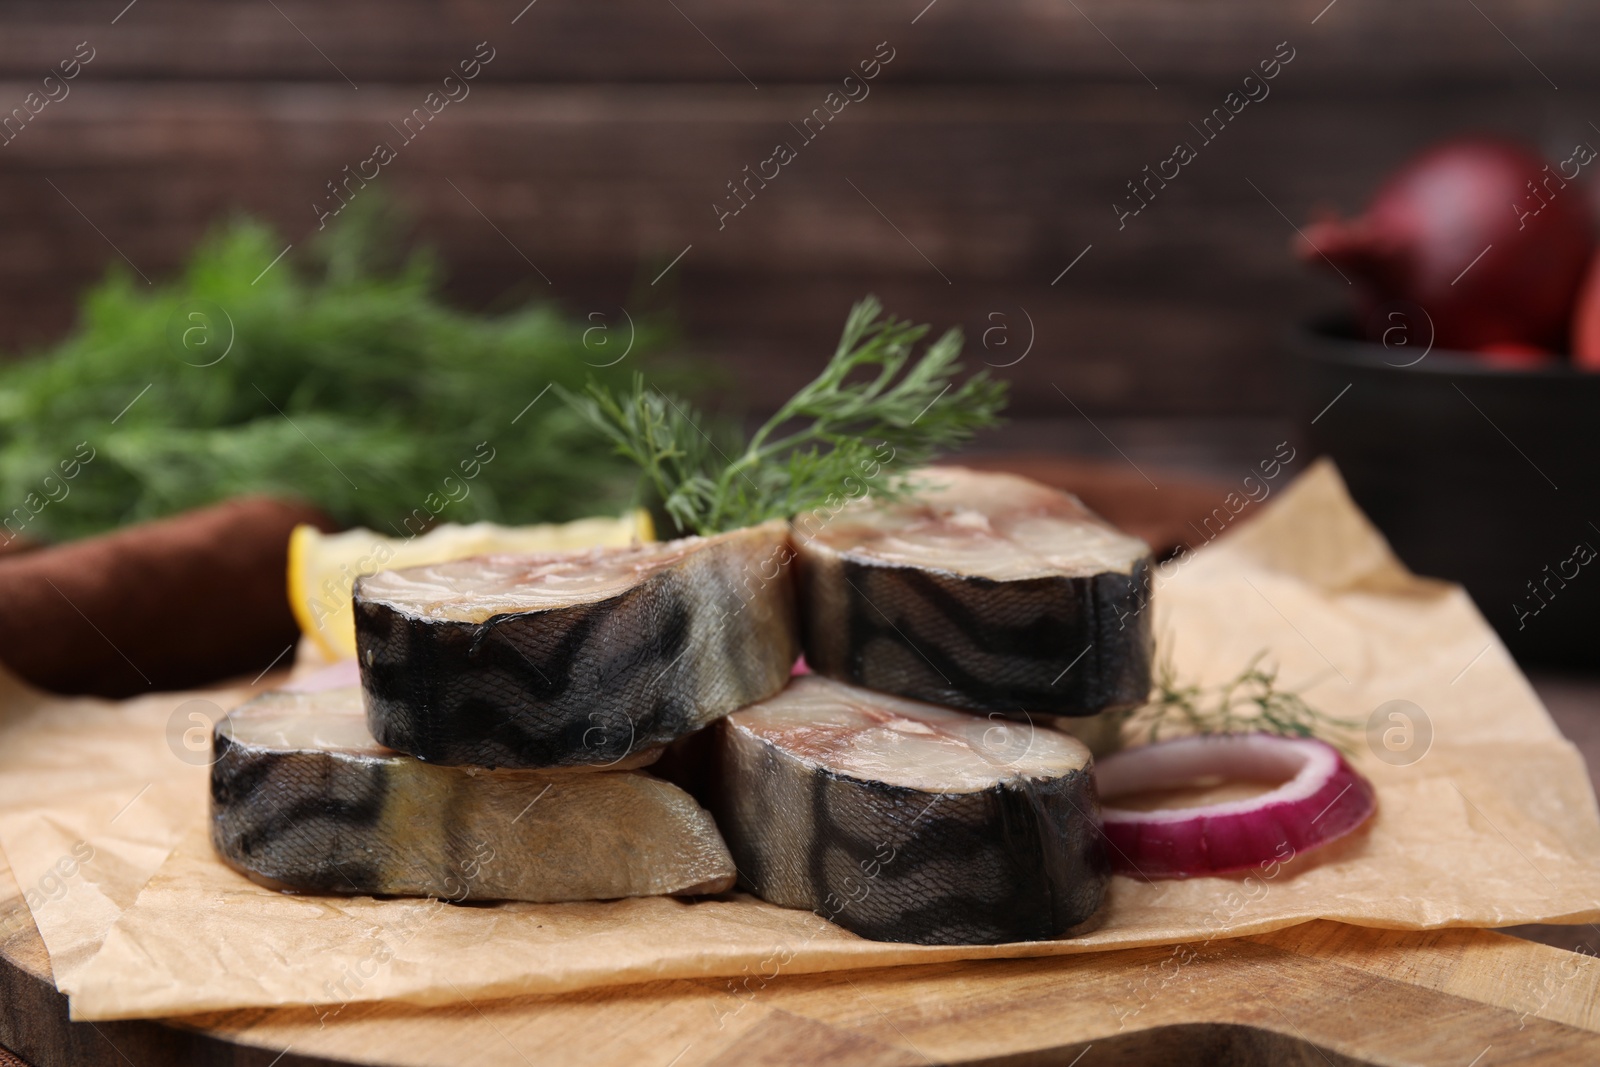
[796,466,1153,716]
[355,520,798,768]
[705,676,1108,945]
[211,687,736,901]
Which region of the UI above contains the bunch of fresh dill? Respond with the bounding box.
[564,296,1008,535]
[0,198,666,541]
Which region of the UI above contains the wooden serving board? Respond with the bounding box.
[6,863,1600,1067]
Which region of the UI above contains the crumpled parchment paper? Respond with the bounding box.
[0,675,251,993]
[2,460,1596,1021]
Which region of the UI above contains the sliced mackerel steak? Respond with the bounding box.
[796,466,1152,716]
[211,687,736,901]
[355,521,798,768]
[706,676,1109,945]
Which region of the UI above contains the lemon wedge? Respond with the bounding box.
[288,511,654,661]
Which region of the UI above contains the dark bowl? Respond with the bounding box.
[1293,317,1600,668]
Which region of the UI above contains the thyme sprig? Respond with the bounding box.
[565,296,1007,534]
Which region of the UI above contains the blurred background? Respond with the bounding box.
[0,0,1596,698]
[5,1,1592,437]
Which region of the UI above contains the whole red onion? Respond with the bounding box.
[1571,250,1600,370]
[1298,137,1595,353]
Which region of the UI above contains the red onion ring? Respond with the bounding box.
[1094,733,1376,878]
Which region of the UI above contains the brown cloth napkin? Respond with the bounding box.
[0,498,332,698]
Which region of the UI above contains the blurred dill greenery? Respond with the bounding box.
[0,196,668,541]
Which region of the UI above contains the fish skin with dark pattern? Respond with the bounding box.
[354,521,799,768]
[796,467,1153,717]
[705,676,1109,945]
[210,687,736,901]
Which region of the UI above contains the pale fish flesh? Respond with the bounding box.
[355,520,798,768]
[703,675,1108,945]
[795,466,1152,717]
[210,687,737,902]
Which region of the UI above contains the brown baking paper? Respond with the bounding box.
[4,461,1598,1021]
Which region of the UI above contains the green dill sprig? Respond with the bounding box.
[564,296,1008,534]
[1117,649,1358,750]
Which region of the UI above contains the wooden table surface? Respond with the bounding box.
[7,897,1600,1067]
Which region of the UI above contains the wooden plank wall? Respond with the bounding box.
[0,0,1595,418]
